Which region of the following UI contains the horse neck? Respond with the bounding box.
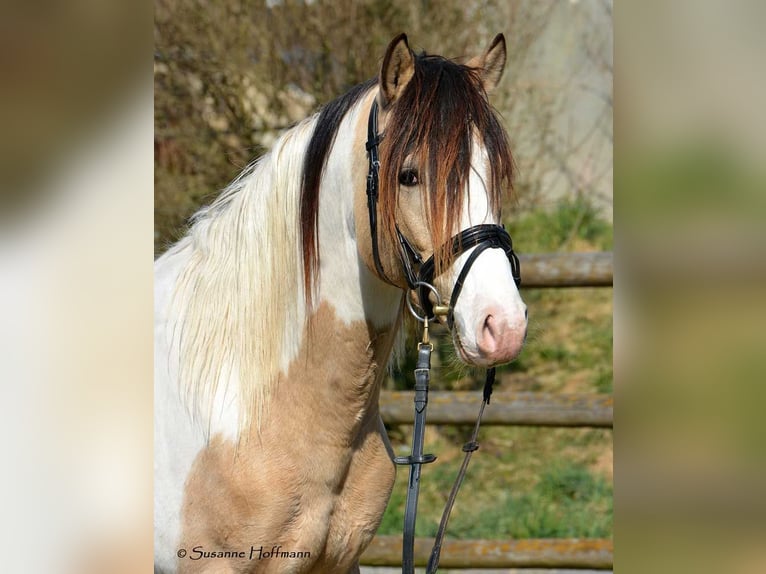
[312,99,403,332]
[222,97,404,448]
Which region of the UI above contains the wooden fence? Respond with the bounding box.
[361,251,614,571]
[363,537,613,570]
[517,251,612,287]
[381,391,612,427]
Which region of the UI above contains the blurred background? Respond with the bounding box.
[1,0,764,573]
[618,1,766,573]
[0,1,153,573]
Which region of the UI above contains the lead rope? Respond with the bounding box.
[426,367,495,574]
[395,317,437,574]
[396,314,496,574]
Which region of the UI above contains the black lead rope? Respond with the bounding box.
[426,367,495,574]
[394,335,437,573]
[396,332,497,574]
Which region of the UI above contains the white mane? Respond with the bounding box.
[170,117,316,438]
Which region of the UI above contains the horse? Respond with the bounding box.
[154,33,528,574]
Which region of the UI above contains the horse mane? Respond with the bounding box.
[172,117,316,438]
[300,78,376,303]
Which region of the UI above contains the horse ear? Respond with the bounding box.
[468,33,507,94]
[379,33,415,108]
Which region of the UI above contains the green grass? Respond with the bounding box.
[382,197,613,540]
[378,427,613,539]
[506,194,613,253]
[448,461,612,539]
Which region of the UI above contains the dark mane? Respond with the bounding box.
[300,78,375,300]
[300,52,514,301]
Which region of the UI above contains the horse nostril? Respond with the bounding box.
[484,314,497,334]
[479,314,499,354]
[524,307,528,320]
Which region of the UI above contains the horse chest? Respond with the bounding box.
[177,418,394,574]
[319,424,396,568]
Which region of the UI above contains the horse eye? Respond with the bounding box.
[398,169,419,187]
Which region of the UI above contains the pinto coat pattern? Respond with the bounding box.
[154,34,527,574]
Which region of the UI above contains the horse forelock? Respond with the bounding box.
[299,52,514,298]
[379,54,515,276]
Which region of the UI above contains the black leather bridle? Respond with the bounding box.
[365,98,522,573]
[365,100,520,325]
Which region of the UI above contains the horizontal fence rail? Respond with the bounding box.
[361,536,613,570]
[380,391,613,427]
[518,252,612,287]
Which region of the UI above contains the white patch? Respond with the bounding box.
[154,245,207,572]
[153,122,314,570]
[446,142,527,364]
[317,94,403,329]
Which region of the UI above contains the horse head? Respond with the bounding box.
[359,33,528,367]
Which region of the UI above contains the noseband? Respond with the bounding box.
[365,100,520,327]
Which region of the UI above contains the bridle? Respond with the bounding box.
[365,100,520,325]
[365,98,522,573]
